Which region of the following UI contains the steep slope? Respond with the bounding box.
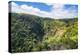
[10,13,78,52]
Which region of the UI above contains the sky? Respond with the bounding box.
[9,1,78,19]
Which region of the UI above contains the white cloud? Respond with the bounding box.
[20,4,50,17]
[11,2,23,13]
[50,4,78,18]
[10,2,78,19]
[11,2,18,6]
[11,2,51,18]
[53,4,64,10]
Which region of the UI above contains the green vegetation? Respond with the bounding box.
[10,13,78,52]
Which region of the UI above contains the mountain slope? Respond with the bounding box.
[10,13,78,52]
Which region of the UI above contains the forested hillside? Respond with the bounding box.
[10,13,78,52]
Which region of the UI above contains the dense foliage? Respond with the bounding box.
[10,13,78,52]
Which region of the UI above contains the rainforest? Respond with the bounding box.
[10,13,78,52]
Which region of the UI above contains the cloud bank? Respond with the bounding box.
[10,2,78,19]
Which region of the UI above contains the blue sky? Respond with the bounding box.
[10,1,78,18]
[14,1,52,12]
